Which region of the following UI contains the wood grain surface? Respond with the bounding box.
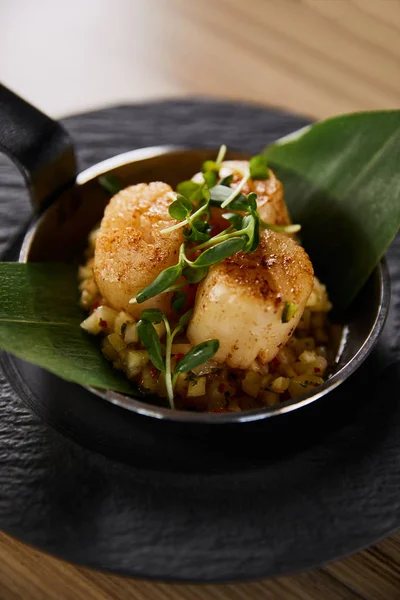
[0,0,400,598]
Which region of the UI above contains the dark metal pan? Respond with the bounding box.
[0,84,390,425]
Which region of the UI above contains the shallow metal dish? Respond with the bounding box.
[0,84,390,425]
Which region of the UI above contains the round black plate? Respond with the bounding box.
[0,101,399,582]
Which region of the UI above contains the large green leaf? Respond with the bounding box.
[265,111,400,311]
[0,263,133,393]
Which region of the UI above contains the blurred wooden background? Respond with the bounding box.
[1,0,400,598]
[1,0,399,119]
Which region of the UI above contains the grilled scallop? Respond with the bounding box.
[94,182,183,318]
[187,229,314,369]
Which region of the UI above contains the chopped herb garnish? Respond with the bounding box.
[137,308,218,409]
[249,155,269,180]
[282,301,299,323]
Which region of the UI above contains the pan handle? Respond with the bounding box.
[0,84,77,213]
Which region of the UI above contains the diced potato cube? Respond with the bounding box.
[259,390,280,406]
[141,364,158,392]
[78,264,93,280]
[175,373,189,397]
[122,349,149,378]
[299,350,316,364]
[270,376,290,393]
[114,311,135,336]
[276,346,296,364]
[313,355,328,375]
[107,333,125,353]
[101,337,119,361]
[82,305,118,334]
[187,377,206,397]
[79,289,93,311]
[80,312,103,335]
[260,374,273,389]
[154,321,166,339]
[293,361,310,375]
[242,371,262,398]
[79,278,98,296]
[282,364,297,378]
[124,322,139,344]
[208,378,227,405]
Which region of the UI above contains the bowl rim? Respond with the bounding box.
[20,145,392,424]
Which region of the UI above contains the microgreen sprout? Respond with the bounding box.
[137,308,219,408]
[98,174,122,196]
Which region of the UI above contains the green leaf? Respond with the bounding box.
[171,291,187,312]
[98,174,122,196]
[176,180,204,203]
[222,212,244,230]
[193,238,246,268]
[265,111,400,311]
[178,309,193,330]
[137,320,165,372]
[140,308,164,323]
[174,340,219,374]
[202,160,219,173]
[176,194,193,211]
[247,192,258,211]
[240,213,260,253]
[249,155,269,180]
[183,219,211,242]
[0,263,132,393]
[169,200,189,220]
[219,174,234,187]
[210,184,233,203]
[182,266,209,283]
[135,263,183,303]
[203,170,218,189]
[210,185,249,210]
[282,301,298,323]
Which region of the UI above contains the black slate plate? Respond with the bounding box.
[0,100,399,582]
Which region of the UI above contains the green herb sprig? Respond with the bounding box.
[132,150,279,306]
[137,308,219,408]
[98,174,122,196]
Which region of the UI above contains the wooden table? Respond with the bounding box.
[0,0,399,598]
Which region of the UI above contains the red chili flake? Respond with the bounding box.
[271,357,280,367]
[213,408,225,413]
[99,319,108,328]
[313,383,319,387]
[174,353,185,362]
[218,383,225,393]
[150,367,158,380]
[92,300,100,310]
[257,372,262,377]
[314,367,321,373]
[137,377,143,386]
